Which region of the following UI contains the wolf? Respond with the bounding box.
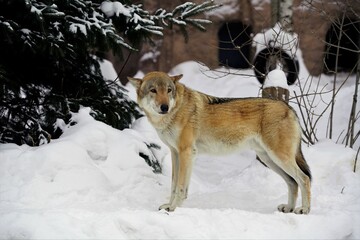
[128,71,311,214]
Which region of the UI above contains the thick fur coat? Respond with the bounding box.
[129,71,311,214]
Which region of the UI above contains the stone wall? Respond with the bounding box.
[114,0,360,82]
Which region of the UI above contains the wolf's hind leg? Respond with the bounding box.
[256,151,298,213]
[270,153,311,214]
[283,165,310,214]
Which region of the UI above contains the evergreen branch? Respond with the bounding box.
[172,2,196,17]
[180,0,219,18]
[187,20,207,32]
[102,0,220,43]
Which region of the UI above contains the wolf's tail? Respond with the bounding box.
[296,146,312,181]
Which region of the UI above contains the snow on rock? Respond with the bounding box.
[263,69,289,89]
[1,60,359,239]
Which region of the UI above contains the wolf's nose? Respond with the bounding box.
[160,104,169,113]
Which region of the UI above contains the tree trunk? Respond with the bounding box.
[271,0,280,26]
[346,34,360,148]
[279,0,294,33]
[272,0,294,32]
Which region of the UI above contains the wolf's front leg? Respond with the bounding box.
[159,147,194,211]
[159,148,179,211]
[159,128,195,212]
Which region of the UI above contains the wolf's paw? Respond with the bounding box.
[294,206,310,214]
[277,204,294,213]
[159,203,176,212]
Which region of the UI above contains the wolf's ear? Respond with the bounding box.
[127,77,143,90]
[170,74,183,83]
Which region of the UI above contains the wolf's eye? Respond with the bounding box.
[167,88,172,93]
[150,89,157,94]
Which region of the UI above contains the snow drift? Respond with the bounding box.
[0,60,359,239]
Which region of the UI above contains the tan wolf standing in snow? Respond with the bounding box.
[128,71,311,214]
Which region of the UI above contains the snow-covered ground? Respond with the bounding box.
[0,58,359,239]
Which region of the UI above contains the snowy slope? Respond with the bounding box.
[0,59,359,239]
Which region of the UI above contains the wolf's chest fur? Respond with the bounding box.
[157,120,256,155]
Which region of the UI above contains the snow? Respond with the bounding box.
[140,51,161,63]
[1,55,360,238]
[251,0,271,5]
[30,5,42,16]
[263,69,289,89]
[0,21,13,31]
[100,1,131,18]
[205,0,239,19]
[253,22,299,57]
[100,2,156,30]
[69,23,87,36]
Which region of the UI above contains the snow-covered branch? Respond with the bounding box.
[100,0,220,41]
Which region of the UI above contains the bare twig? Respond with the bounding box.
[328,13,345,139]
[345,38,360,148]
[354,146,360,173]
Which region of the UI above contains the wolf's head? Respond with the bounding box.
[128,71,183,115]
